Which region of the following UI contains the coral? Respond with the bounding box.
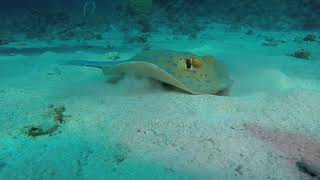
[290,49,311,60]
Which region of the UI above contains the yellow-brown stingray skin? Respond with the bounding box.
[129,50,233,94]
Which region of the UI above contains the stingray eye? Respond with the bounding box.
[185,58,192,70]
[191,57,203,68]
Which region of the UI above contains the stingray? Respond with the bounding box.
[63,50,233,95]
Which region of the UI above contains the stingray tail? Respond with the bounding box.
[60,60,123,69]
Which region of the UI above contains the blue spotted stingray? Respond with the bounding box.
[64,50,233,94]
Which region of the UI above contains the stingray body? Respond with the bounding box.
[64,50,233,95]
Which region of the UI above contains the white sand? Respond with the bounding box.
[0,24,319,179]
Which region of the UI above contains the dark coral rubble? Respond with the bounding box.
[290,49,312,60]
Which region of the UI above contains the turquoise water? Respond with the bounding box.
[0,1,320,180]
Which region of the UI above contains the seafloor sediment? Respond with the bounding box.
[0,23,319,180]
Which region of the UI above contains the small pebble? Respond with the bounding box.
[303,34,317,42]
[235,165,244,175]
[290,49,311,60]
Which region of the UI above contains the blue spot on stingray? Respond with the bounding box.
[164,68,172,73]
[164,54,171,57]
[192,70,197,74]
[205,80,211,83]
[172,63,178,67]
[186,75,191,79]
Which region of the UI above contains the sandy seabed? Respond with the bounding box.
[0,24,319,180]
